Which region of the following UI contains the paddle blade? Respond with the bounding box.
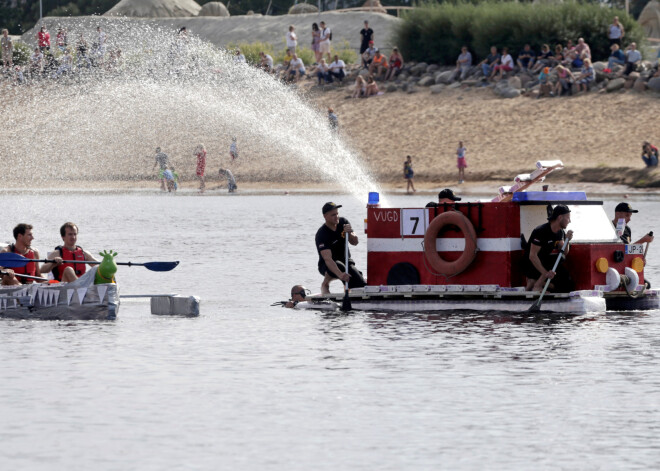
[341,289,352,312]
[142,261,180,272]
[0,252,30,268]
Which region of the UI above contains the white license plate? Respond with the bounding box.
[625,244,645,255]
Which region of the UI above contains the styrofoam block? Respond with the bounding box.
[379,285,397,292]
[396,285,413,293]
[350,288,365,294]
[365,285,381,293]
[151,295,200,316]
[464,285,481,292]
[500,287,527,292]
[480,285,500,292]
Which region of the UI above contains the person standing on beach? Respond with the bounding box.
[457,141,467,184]
[1,29,13,72]
[404,155,416,194]
[286,25,297,55]
[229,137,238,161]
[194,144,206,193]
[359,20,373,55]
[319,21,332,63]
[153,147,170,191]
[328,108,338,131]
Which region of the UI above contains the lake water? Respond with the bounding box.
[1,190,660,470]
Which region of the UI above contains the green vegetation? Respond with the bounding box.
[229,39,357,67]
[12,41,31,66]
[395,2,647,65]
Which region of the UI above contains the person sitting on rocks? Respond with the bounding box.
[576,58,595,93]
[538,67,553,97]
[490,47,513,81]
[259,51,273,73]
[642,141,659,167]
[576,38,591,58]
[365,74,379,96]
[531,44,553,73]
[385,47,404,81]
[552,44,564,67]
[276,50,293,80]
[563,39,575,60]
[453,45,472,81]
[516,44,536,72]
[623,42,642,76]
[362,40,377,69]
[568,48,583,69]
[553,65,575,97]
[368,50,388,80]
[352,74,367,98]
[479,46,500,78]
[316,58,330,84]
[29,47,43,77]
[607,43,626,70]
[287,53,306,83]
[328,54,346,83]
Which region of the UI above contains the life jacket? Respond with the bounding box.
[53,245,86,281]
[374,54,387,66]
[10,244,36,284]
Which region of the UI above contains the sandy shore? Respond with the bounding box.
[3,77,659,191]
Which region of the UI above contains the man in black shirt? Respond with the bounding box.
[524,204,573,292]
[611,202,654,245]
[359,20,374,54]
[315,202,366,294]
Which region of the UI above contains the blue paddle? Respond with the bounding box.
[0,252,179,272]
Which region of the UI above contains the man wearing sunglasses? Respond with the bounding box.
[285,285,309,308]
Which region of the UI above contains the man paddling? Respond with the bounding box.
[0,224,44,285]
[315,202,366,295]
[524,204,574,292]
[42,222,98,282]
[611,202,654,245]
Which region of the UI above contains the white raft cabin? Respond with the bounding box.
[302,161,659,314]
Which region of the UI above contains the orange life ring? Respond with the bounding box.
[423,211,478,276]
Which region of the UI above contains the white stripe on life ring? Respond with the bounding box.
[368,237,522,253]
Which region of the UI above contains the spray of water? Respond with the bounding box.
[2,19,384,204]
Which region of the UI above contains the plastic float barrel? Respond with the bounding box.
[423,211,478,277]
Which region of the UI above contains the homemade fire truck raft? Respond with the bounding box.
[297,161,659,314]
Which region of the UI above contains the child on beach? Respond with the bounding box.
[456,141,467,184]
[219,168,237,193]
[194,144,206,193]
[229,137,238,161]
[403,155,416,194]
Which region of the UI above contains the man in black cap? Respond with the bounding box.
[524,204,574,292]
[612,202,654,245]
[315,202,366,295]
[426,188,461,208]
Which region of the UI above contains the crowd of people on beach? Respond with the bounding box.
[1,25,125,84]
[448,16,660,97]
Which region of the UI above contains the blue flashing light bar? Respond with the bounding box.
[512,191,587,202]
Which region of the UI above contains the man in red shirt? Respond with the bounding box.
[0,224,44,285]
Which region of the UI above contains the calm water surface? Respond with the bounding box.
[1,191,660,470]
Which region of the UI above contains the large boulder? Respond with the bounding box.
[500,88,521,99]
[362,0,387,14]
[633,78,648,92]
[592,61,607,72]
[435,70,454,84]
[648,77,660,92]
[639,0,660,39]
[418,76,435,87]
[288,3,319,14]
[385,83,397,92]
[410,62,428,77]
[430,84,445,94]
[198,1,229,16]
[606,77,626,92]
[426,64,440,74]
[105,0,202,17]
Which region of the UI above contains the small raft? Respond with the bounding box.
[0,267,118,321]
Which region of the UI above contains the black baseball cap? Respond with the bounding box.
[322,202,342,214]
[548,204,571,220]
[438,189,461,201]
[615,202,638,213]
